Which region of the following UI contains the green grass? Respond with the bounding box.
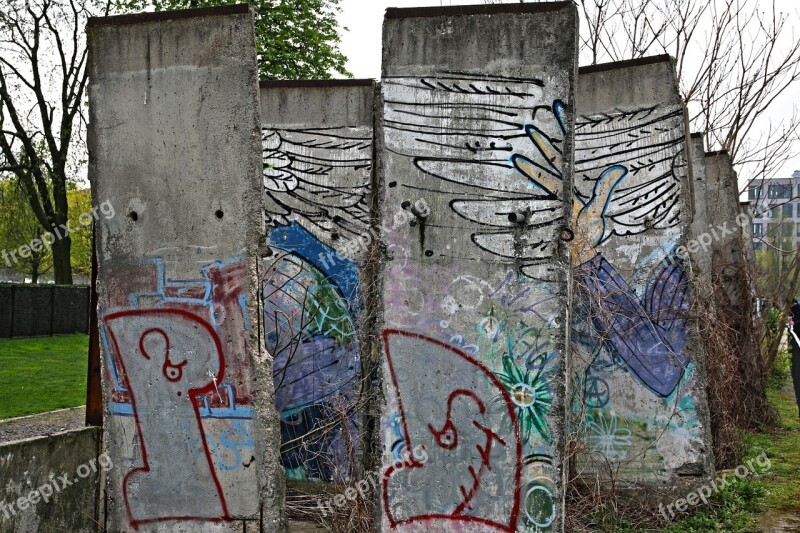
[659,356,800,533]
[587,355,800,533]
[658,478,765,533]
[0,334,89,419]
[753,387,800,515]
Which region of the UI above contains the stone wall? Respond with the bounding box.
[0,428,101,532]
[573,56,715,498]
[87,6,283,531]
[377,3,578,531]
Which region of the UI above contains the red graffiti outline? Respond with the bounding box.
[382,329,523,532]
[104,309,229,530]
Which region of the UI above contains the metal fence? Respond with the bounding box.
[0,284,90,338]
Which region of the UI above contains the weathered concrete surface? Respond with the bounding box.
[573,57,715,498]
[259,80,376,482]
[688,133,711,279]
[0,427,101,532]
[705,151,748,308]
[378,3,577,531]
[87,6,283,531]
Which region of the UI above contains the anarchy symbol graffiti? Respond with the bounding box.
[584,374,610,409]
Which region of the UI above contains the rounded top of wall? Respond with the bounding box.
[259,79,375,89]
[87,3,250,28]
[385,1,573,19]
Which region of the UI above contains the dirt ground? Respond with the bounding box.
[0,406,86,443]
[288,521,327,532]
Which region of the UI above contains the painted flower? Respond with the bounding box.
[496,354,553,444]
[585,411,632,461]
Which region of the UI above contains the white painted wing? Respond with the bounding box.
[574,106,686,241]
[383,74,568,272]
[262,127,372,242]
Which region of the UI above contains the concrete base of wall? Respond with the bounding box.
[0,427,101,532]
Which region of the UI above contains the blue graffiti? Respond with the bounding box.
[575,254,690,397]
[101,257,254,420]
[266,221,362,481]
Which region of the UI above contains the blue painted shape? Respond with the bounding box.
[553,99,567,134]
[109,383,254,419]
[199,384,255,419]
[269,222,361,313]
[109,402,134,416]
[98,306,125,391]
[238,293,252,332]
[644,256,690,356]
[576,254,689,397]
[266,222,363,481]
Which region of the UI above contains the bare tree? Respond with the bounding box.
[578,0,800,184]
[485,0,800,185]
[0,0,111,284]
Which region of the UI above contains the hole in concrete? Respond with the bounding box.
[331,232,340,241]
[425,250,433,257]
[410,220,418,227]
[389,181,397,188]
[215,210,224,219]
[401,200,411,209]
[128,211,138,222]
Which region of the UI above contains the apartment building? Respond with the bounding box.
[747,170,800,250]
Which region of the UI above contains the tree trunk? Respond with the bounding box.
[52,235,72,285]
[31,260,39,284]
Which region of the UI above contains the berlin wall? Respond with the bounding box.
[259,80,376,481]
[688,133,712,278]
[79,2,736,529]
[572,57,715,496]
[87,6,283,531]
[706,151,749,309]
[378,3,577,531]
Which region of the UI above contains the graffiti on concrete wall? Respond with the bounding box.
[575,254,689,397]
[381,73,568,531]
[262,127,372,245]
[384,74,567,278]
[104,309,229,525]
[262,126,371,480]
[382,330,522,531]
[571,104,707,478]
[100,257,257,527]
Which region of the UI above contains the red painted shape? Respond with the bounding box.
[382,329,523,532]
[104,259,254,410]
[104,309,229,530]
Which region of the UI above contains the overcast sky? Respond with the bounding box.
[336,0,800,182]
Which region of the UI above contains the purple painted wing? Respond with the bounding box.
[575,255,687,397]
[644,257,690,356]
